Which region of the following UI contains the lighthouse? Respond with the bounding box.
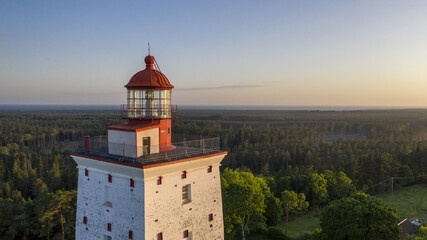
[71,54,227,240]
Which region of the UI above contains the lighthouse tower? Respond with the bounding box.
[71,54,227,240]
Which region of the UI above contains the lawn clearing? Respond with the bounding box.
[376,184,427,220]
[277,210,320,239]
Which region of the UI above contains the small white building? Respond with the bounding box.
[71,54,227,240]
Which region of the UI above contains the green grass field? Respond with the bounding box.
[249,184,427,240]
[275,210,320,239]
[376,184,427,220]
[247,211,320,240]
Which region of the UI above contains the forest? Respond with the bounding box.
[1,109,427,239]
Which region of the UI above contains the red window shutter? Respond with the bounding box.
[182,171,187,179]
[83,216,87,224]
[129,230,133,239]
[209,213,214,221]
[130,179,135,188]
[157,232,163,240]
[85,168,89,176]
[108,174,112,183]
[157,176,162,185]
[184,230,189,238]
[107,223,111,231]
[208,165,212,173]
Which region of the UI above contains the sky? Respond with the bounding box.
[1,0,427,107]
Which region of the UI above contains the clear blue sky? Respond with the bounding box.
[1,0,427,106]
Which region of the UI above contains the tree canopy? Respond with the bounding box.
[320,193,400,240]
[222,168,268,240]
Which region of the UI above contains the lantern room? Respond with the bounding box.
[126,89,171,118]
[123,55,176,120]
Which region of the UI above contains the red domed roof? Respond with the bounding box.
[125,55,174,90]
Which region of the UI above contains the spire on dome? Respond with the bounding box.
[148,33,151,56]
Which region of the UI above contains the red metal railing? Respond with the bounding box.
[121,104,178,119]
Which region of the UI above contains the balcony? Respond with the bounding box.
[74,135,221,167]
[121,104,178,119]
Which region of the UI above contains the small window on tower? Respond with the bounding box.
[108,174,112,183]
[208,165,213,173]
[183,230,189,238]
[103,235,112,240]
[157,232,163,240]
[83,216,88,224]
[85,168,89,176]
[168,128,170,134]
[157,176,162,185]
[209,213,214,221]
[182,184,191,204]
[182,171,187,179]
[107,223,112,232]
[129,230,133,239]
[130,178,135,188]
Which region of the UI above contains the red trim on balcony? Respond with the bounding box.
[70,151,228,170]
[71,153,144,169]
[142,152,228,169]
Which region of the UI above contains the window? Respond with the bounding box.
[157,232,163,240]
[104,186,112,207]
[168,128,170,134]
[181,171,187,179]
[108,174,112,183]
[209,213,214,221]
[182,184,191,203]
[130,179,135,188]
[208,165,212,173]
[103,235,112,240]
[184,230,189,238]
[83,216,87,224]
[85,168,89,176]
[107,223,112,232]
[129,230,133,239]
[157,176,162,185]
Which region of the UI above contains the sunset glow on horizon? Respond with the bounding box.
[1,1,427,107]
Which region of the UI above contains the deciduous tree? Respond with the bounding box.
[222,168,267,240]
[320,193,400,240]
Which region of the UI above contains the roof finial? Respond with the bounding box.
[148,33,151,56]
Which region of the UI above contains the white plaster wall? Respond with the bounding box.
[73,156,145,240]
[73,153,226,240]
[136,128,159,157]
[108,130,136,158]
[144,154,226,240]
